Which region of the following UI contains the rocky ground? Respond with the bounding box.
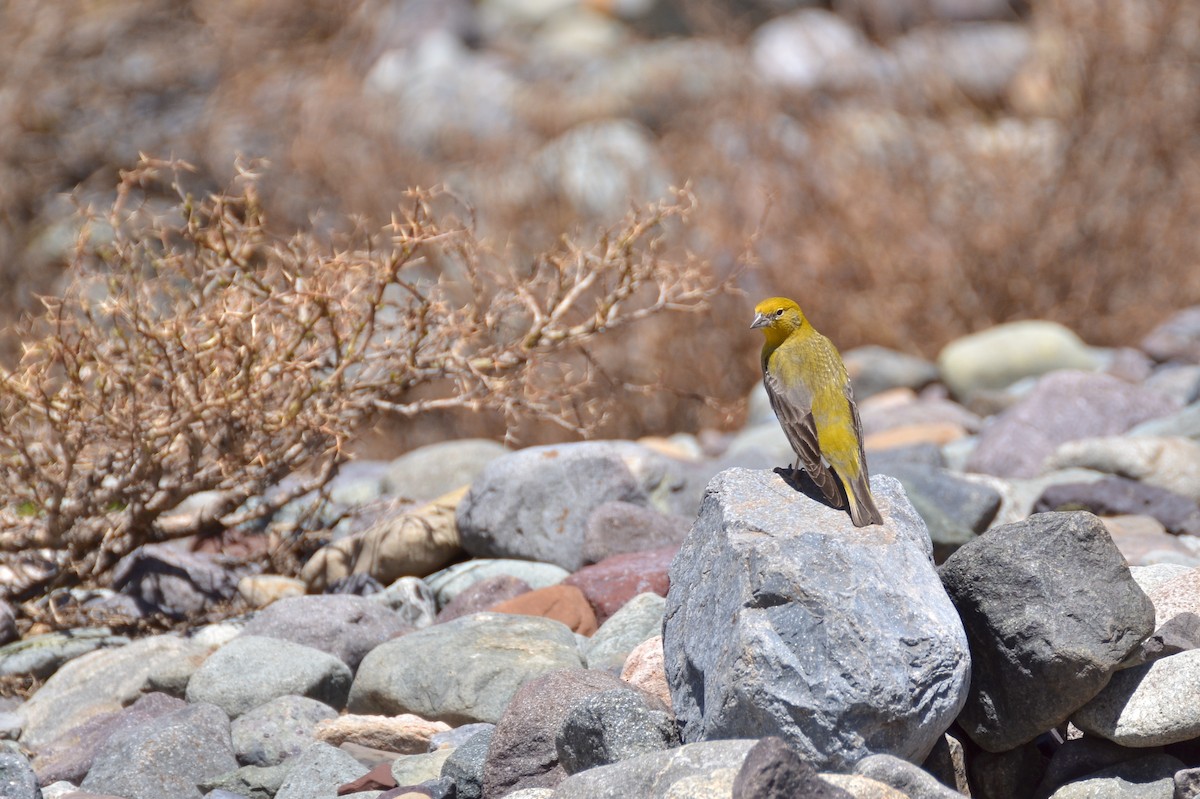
[2,307,1200,799]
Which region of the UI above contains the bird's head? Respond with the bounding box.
[751,297,807,338]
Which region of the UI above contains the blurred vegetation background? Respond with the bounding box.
[3,0,1199,450]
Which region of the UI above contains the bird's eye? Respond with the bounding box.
[774,309,784,317]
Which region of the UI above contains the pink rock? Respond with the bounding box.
[621,636,671,712]
[314,713,451,754]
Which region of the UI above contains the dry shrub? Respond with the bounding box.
[0,158,724,599]
[674,0,1200,352]
[4,0,1200,451]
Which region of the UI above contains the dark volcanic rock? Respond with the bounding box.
[939,511,1156,751]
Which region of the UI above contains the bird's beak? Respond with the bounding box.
[750,312,769,330]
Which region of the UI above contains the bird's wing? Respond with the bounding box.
[841,392,883,526]
[763,371,845,508]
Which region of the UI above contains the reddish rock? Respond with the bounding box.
[435,575,532,624]
[491,584,598,636]
[564,546,678,623]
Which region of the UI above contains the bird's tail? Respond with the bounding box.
[844,474,884,527]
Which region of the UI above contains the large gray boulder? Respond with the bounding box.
[663,469,969,771]
[939,511,1155,751]
[456,441,700,571]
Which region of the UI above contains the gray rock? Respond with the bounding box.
[0,751,40,799]
[369,576,438,629]
[366,32,523,157]
[873,461,1001,561]
[1138,566,1200,629]
[430,722,494,753]
[1043,436,1200,502]
[533,120,672,221]
[186,635,353,718]
[425,560,570,609]
[392,748,452,786]
[273,742,367,799]
[732,736,853,799]
[853,754,963,799]
[892,22,1033,103]
[843,345,940,401]
[199,763,288,799]
[1047,753,1182,799]
[556,688,678,775]
[965,371,1180,478]
[582,501,691,566]
[968,742,1046,799]
[348,612,582,724]
[1035,477,1200,536]
[921,732,970,796]
[1073,649,1200,746]
[0,601,16,647]
[1130,564,1194,594]
[552,739,757,799]
[143,636,214,698]
[110,543,238,618]
[456,441,698,571]
[32,692,185,785]
[504,791,553,799]
[18,634,199,750]
[231,695,338,767]
[204,790,252,799]
[435,575,531,624]
[1145,365,1200,406]
[752,9,883,92]
[239,594,410,670]
[80,702,237,799]
[0,712,21,740]
[482,669,629,796]
[382,439,509,501]
[0,628,130,679]
[1142,305,1200,364]
[585,593,665,672]
[416,776,455,798]
[939,511,1156,751]
[664,469,969,771]
[1131,401,1200,441]
[441,727,494,799]
[1176,767,1200,799]
[1122,613,1200,668]
[937,321,1099,398]
[1035,736,1158,798]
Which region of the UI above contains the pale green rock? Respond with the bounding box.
[938,320,1099,398]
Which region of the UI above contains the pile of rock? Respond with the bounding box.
[1,307,1200,798]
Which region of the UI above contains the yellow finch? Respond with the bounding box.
[751,297,883,527]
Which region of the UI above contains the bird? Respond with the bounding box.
[751,296,883,527]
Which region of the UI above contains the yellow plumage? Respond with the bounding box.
[751,296,883,527]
